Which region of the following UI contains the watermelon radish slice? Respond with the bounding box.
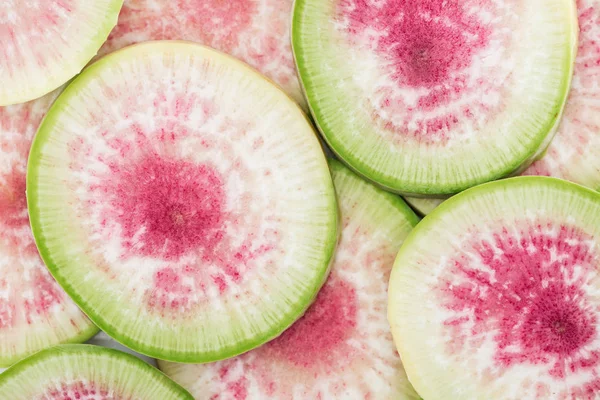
[0,0,123,106]
[292,0,578,195]
[157,160,421,399]
[405,0,600,216]
[100,0,306,108]
[0,344,193,399]
[27,41,338,363]
[0,93,98,368]
[389,177,600,399]
[523,0,600,190]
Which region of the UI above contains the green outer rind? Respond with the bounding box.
[328,158,420,228]
[0,344,193,399]
[291,0,579,195]
[403,197,445,217]
[27,41,339,363]
[0,323,99,369]
[0,0,125,106]
[387,176,600,400]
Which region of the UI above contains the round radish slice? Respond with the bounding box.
[389,177,600,399]
[27,41,338,363]
[0,0,123,106]
[524,0,600,190]
[0,345,193,399]
[157,160,421,399]
[101,0,306,108]
[292,0,577,195]
[0,92,98,368]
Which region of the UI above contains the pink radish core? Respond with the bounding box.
[439,222,600,380]
[266,277,358,368]
[105,155,225,260]
[0,168,28,231]
[337,0,511,141]
[42,380,116,400]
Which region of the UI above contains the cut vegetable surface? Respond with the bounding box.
[0,93,98,368]
[0,344,193,399]
[157,160,421,399]
[0,0,123,106]
[28,41,338,363]
[389,177,600,399]
[524,0,600,190]
[293,0,577,195]
[101,0,306,108]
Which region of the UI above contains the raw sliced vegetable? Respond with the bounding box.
[0,344,192,399]
[101,0,306,108]
[524,0,600,190]
[157,160,421,399]
[293,0,577,195]
[27,41,337,363]
[0,0,123,106]
[389,177,600,399]
[0,92,98,368]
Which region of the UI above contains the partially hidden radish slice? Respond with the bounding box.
[292,0,577,195]
[27,41,338,363]
[403,197,444,217]
[0,93,98,368]
[389,177,600,399]
[101,0,306,108]
[523,0,600,190]
[0,345,193,399]
[0,0,123,106]
[406,0,600,216]
[157,160,421,399]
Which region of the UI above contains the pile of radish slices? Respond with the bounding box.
[1,1,599,399]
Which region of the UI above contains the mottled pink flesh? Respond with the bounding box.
[204,274,359,399]
[0,99,73,331]
[439,222,600,396]
[83,108,276,314]
[0,1,75,72]
[100,156,226,260]
[42,381,115,400]
[339,0,496,140]
[265,277,358,368]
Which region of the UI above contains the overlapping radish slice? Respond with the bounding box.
[405,1,600,217]
[293,0,577,195]
[389,177,600,399]
[0,0,123,106]
[0,93,98,368]
[0,345,193,399]
[101,0,306,108]
[157,160,421,399]
[27,42,338,363]
[524,0,600,190]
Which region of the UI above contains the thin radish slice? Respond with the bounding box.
[157,160,421,399]
[523,0,600,189]
[101,0,306,108]
[0,0,123,106]
[0,92,98,368]
[0,345,192,399]
[292,0,577,195]
[27,41,338,363]
[408,0,600,216]
[389,177,600,399]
